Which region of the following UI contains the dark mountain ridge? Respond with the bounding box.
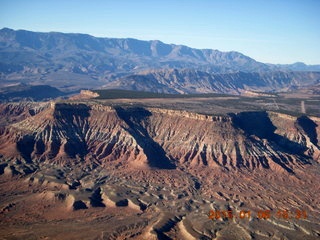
[0,83,66,102]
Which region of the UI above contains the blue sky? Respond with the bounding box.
[0,0,319,64]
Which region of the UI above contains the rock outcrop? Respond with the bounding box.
[0,102,319,173]
[1,101,320,240]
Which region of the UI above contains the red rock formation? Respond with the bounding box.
[0,102,318,173]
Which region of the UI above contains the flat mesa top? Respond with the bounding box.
[73,89,320,117]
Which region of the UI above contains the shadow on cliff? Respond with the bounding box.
[115,107,175,169]
[17,104,92,163]
[296,116,318,147]
[230,111,311,173]
[51,103,91,159]
[17,135,35,163]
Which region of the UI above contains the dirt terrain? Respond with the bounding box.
[0,94,319,239]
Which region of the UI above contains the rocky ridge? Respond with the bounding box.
[0,101,320,239]
[0,101,319,173]
[103,69,320,94]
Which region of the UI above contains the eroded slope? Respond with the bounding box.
[0,101,319,239]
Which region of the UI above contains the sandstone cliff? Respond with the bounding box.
[1,101,320,240]
[0,102,318,174]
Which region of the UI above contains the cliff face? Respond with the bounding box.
[1,101,320,240]
[0,102,319,173]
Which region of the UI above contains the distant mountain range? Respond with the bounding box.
[0,28,319,94]
[103,69,320,94]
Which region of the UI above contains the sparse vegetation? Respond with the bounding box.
[93,89,229,99]
[90,89,320,117]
